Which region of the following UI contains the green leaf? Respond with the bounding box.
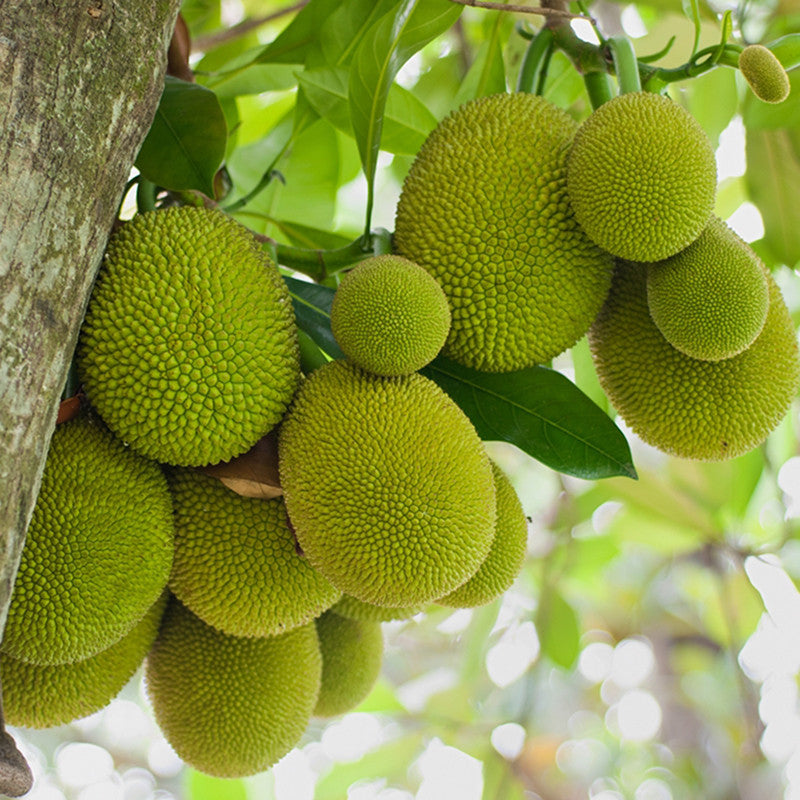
[348,0,462,215]
[453,13,508,106]
[185,769,247,800]
[283,276,344,359]
[745,126,800,267]
[680,66,738,149]
[254,0,342,64]
[202,58,297,97]
[298,66,437,155]
[537,588,580,669]
[421,357,636,480]
[135,77,226,196]
[743,69,800,131]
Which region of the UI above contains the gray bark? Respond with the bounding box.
[0,1,181,790]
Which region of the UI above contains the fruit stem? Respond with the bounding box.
[583,70,614,109]
[609,36,641,94]
[517,27,554,94]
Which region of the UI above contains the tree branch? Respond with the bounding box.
[449,0,581,19]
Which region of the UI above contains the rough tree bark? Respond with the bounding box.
[0,1,181,792]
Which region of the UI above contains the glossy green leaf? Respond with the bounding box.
[453,13,508,105]
[135,77,226,196]
[421,358,637,480]
[283,276,344,360]
[254,0,342,64]
[348,0,462,194]
[746,126,800,267]
[314,0,400,67]
[298,66,437,154]
[203,59,297,97]
[537,588,580,669]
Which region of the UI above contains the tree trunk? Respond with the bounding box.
[0,1,180,790]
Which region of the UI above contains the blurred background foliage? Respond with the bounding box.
[14,1,800,798]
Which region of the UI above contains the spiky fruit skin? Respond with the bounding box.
[332,595,422,623]
[2,593,167,729]
[331,255,451,376]
[167,470,340,637]
[78,207,300,467]
[739,45,791,103]
[2,416,173,665]
[589,261,800,460]
[567,92,716,262]
[438,462,527,608]
[314,611,383,717]
[279,361,496,607]
[394,93,613,372]
[145,599,321,779]
[646,217,769,361]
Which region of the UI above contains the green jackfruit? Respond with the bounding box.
[739,44,791,103]
[589,260,800,460]
[332,595,422,623]
[438,462,527,608]
[2,593,167,729]
[567,92,717,262]
[314,611,383,718]
[2,415,173,665]
[279,361,496,607]
[78,207,300,467]
[145,599,321,778]
[646,216,769,361]
[394,92,613,372]
[167,469,340,637]
[331,255,451,377]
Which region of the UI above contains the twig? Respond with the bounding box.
[192,1,307,52]
[448,0,580,19]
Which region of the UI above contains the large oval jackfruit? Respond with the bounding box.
[331,255,451,377]
[167,469,340,637]
[279,361,496,607]
[314,610,383,718]
[78,207,300,467]
[567,92,716,262]
[438,461,528,608]
[2,416,173,665]
[2,593,167,729]
[145,599,321,778]
[646,216,769,361]
[394,93,613,372]
[589,261,800,460]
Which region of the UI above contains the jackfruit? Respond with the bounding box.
[167,469,340,637]
[332,595,422,623]
[589,260,800,460]
[2,593,167,729]
[739,44,791,103]
[279,360,496,607]
[331,255,451,377]
[394,92,614,372]
[646,216,769,361]
[2,415,173,665]
[145,598,321,778]
[438,461,527,608]
[567,92,717,262]
[78,207,300,467]
[314,610,383,717]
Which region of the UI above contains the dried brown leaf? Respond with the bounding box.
[199,431,282,499]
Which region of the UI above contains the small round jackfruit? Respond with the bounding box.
[167,469,340,637]
[78,207,300,467]
[314,611,383,718]
[567,92,717,262]
[2,415,173,665]
[279,361,496,607]
[589,260,800,460]
[739,44,791,103]
[145,599,321,778]
[438,462,528,608]
[2,593,167,729]
[394,92,613,372]
[646,216,769,361]
[331,255,451,377]
[332,595,422,623]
